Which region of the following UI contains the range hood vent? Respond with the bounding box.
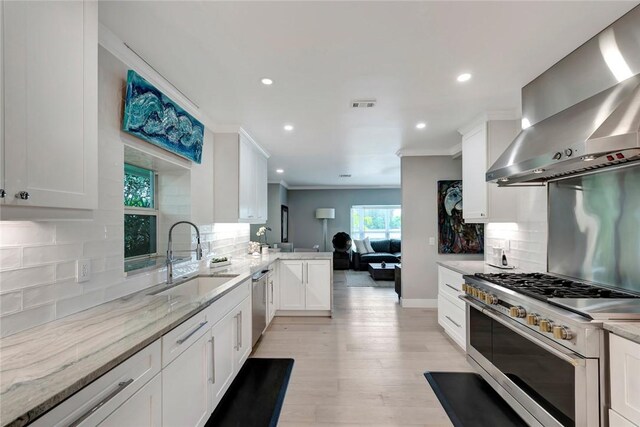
[488,5,640,185]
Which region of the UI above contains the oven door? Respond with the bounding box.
[464,297,600,427]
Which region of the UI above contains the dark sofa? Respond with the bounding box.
[352,239,401,271]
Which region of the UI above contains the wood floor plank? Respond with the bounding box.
[252,277,467,426]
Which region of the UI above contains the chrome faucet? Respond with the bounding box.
[166,221,203,285]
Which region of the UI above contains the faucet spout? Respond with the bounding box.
[166,221,203,285]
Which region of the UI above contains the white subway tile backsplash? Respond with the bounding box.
[23,244,83,266]
[0,222,56,246]
[83,239,122,258]
[0,265,55,292]
[0,248,21,271]
[485,220,547,272]
[0,292,22,315]
[23,281,83,308]
[55,289,105,319]
[0,303,56,337]
[56,261,77,282]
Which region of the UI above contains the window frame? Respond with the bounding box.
[350,205,402,241]
[124,163,159,261]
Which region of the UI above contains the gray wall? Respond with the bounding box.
[250,183,288,244]
[287,188,401,248]
[401,156,483,302]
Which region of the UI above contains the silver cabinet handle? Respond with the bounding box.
[270,282,274,304]
[209,336,215,384]
[234,314,240,350]
[445,284,459,293]
[238,312,242,349]
[15,191,29,200]
[68,379,134,427]
[176,320,208,344]
[445,315,461,328]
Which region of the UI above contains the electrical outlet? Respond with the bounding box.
[428,237,435,246]
[76,259,91,283]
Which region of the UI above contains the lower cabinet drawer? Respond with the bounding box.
[610,409,638,427]
[438,266,464,292]
[205,279,251,327]
[438,292,466,350]
[31,340,161,427]
[162,309,209,368]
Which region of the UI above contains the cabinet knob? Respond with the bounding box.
[0,189,5,198]
[15,191,30,200]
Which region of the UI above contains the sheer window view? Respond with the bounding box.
[124,164,158,259]
[350,205,401,241]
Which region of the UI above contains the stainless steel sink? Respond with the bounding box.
[148,274,240,297]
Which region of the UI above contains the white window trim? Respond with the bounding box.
[124,166,160,260]
[350,205,401,241]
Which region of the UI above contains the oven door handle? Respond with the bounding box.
[462,296,586,367]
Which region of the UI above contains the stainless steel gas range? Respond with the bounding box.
[461,272,640,427]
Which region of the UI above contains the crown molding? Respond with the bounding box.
[268,180,290,189]
[287,185,401,190]
[396,143,461,158]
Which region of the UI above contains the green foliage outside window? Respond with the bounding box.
[124,164,155,208]
[124,164,157,259]
[125,214,157,258]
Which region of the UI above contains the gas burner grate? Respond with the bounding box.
[474,273,637,302]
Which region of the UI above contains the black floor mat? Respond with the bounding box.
[424,372,528,427]
[205,358,294,427]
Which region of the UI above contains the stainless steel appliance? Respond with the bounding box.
[251,270,268,347]
[462,272,640,427]
[487,6,640,185]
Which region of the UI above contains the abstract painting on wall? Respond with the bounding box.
[437,180,484,254]
[123,70,204,163]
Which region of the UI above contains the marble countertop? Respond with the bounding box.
[437,260,525,276]
[603,321,640,345]
[0,252,332,427]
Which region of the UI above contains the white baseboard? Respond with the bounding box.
[400,298,438,308]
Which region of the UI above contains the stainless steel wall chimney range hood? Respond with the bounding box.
[487,5,640,185]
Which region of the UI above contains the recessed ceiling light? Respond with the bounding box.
[457,73,472,82]
[283,124,294,131]
[261,78,273,85]
[416,122,427,129]
[276,169,284,174]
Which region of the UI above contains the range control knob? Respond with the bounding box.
[462,284,468,293]
[478,291,487,301]
[552,325,573,340]
[509,306,527,318]
[526,313,540,326]
[539,319,554,333]
[484,294,498,305]
[553,152,562,160]
[565,148,573,157]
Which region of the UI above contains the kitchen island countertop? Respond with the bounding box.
[437,260,526,276]
[603,321,640,345]
[0,252,332,427]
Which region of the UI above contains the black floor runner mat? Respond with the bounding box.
[424,372,528,427]
[205,358,294,427]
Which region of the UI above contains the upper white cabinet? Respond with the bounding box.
[1,0,98,211]
[460,118,520,223]
[213,130,268,224]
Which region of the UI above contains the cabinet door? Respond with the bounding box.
[255,152,268,222]
[610,334,640,426]
[238,136,256,221]
[99,374,162,427]
[462,122,488,221]
[162,331,212,427]
[279,261,305,310]
[233,296,252,369]
[3,0,97,209]
[211,311,236,409]
[305,260,331,310]
[267,272,276,324]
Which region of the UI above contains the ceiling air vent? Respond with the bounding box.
[339,174,352,178]
[351,99,376,108]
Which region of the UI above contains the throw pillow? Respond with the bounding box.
[353,239,369,254]
[364,237,375,253]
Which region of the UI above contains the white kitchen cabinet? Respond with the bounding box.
[213,130,269,224]
[210,310,236,408]
[305,260,332,310]
[31,341,161,427]
[162,330,213,427]
[267,268,277,325]
[437,266,466,350]
[610,409,638,427]
[234,296,253,368]
[99,374,162,427]
[190,129,215,225]
[279,260,331,313]
[1,0,97,212]
[610,334,640,426]
[460,119,521,223]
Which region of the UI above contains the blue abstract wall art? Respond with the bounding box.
[123,70,204,163]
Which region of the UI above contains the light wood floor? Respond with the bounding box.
[252,273,473,426]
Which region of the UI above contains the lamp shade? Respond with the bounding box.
[315,208,335,219]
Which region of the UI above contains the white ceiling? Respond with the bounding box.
[99,1,637,188]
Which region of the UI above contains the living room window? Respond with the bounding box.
[124,163,158,260]
[350,205,401,241]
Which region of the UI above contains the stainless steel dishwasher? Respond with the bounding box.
[251,270,268,346]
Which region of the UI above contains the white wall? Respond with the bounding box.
[0,47,249,337]
[400,156,483,306]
